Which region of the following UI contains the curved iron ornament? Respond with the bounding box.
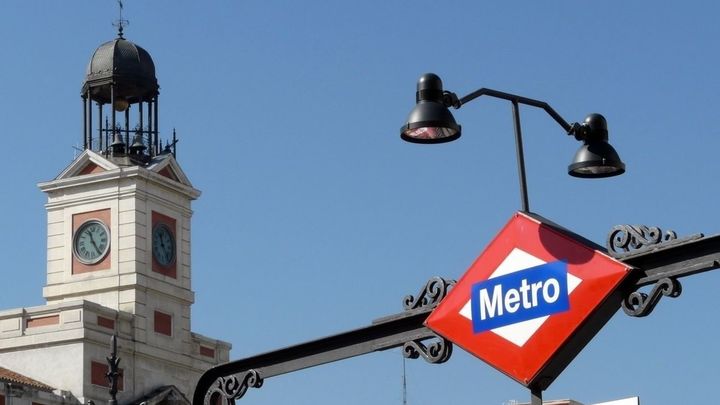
[401,277,455,364]
[403,335,453,364]
[206,370,264,404]
[622,277,682,317]
[608,225,678,256]
[403,276,456,311]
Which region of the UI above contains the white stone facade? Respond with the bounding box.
[0,151,231,404]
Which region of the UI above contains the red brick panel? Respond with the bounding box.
[154,311,172,336]
[26,315,59,328]
[72,209,112,274]
[158,167,178,182]
[199,346,215,358]
[97,316,115,330]
[90,361,123,391]
[0,394,5,405]
[78,163,106,176]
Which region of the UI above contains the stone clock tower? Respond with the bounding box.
[0,29,229,405]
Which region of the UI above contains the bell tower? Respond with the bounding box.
[80,23,168,160]
[41,27,190,319]
[0,26,233,403]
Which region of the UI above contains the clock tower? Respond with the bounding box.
[0,28,230,405]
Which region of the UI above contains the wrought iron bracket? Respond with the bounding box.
[621,277,682,317]
[190,228,720,404]
[192,277,455,405]
[203,370,264,403]
[610,226,720,317]
[607,224,703,258]
[403,276,455,310]
[403,335,453,364]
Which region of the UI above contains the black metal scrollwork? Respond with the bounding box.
[403,335,453,364]
[403,277,456,311]
[622,277,682,317]
[608,225,678,256]
[208,370,264,403]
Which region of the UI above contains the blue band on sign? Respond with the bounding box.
[470,261,569,333]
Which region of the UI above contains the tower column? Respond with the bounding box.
[83,95,88,149]
[98,102,103,151]
[154,96,159,154]
[88,93,93,150]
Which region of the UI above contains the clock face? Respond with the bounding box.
[152,223,176,267]
[73,220,110,264]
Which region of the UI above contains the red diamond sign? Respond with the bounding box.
[425,212,632,390]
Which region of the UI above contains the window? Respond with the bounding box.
[200,346,215,358]
[90,361,123,391]
[154,311,172,336]
[97,316,115,330]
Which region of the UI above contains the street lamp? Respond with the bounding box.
[193,74,720,405]
[400,73,625,212]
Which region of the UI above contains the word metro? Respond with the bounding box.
[470,261,569,333]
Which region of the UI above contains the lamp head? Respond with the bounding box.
[568,113,626,178]
[400,73,461,144]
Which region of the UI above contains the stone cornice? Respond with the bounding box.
[38,166,201,200]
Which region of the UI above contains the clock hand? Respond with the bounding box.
[89,232,101,255]
[157,237,169,263]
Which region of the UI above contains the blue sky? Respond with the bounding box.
[1,1,719,404]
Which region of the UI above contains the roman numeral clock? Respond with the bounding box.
[73,219,110,264]
[153,222,176,267]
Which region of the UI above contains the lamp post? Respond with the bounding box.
[400,73,626,405]
[192,75,720,405]
[400,73,626,213]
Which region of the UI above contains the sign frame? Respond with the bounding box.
[425,211,633,390]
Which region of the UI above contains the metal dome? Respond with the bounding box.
[82,37,159,104]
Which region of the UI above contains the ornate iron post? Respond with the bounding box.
[106,334,121,405]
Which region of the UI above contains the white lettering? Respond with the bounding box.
[519,279,532,309]
[531,281,542,307]
[542,278,560,303]
[479,284,503,320]
[477,276,565,321]
[504,288,520,313]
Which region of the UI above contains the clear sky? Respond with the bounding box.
[1,1,719,404]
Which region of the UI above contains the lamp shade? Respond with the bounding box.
[400,73,461,144]
[568,113,625,178]
[401,102,461,143]
[568,140,626,178]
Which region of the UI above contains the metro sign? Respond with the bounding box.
[425,212,632,390]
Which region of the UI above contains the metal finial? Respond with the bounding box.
[113,0,129,38]
[172,128,177,158]
[106,334,121,405]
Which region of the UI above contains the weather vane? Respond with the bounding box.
[112,0,129,38]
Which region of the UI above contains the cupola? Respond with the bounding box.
[80,26,175,164]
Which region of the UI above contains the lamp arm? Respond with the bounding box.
[455,88,575,134]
